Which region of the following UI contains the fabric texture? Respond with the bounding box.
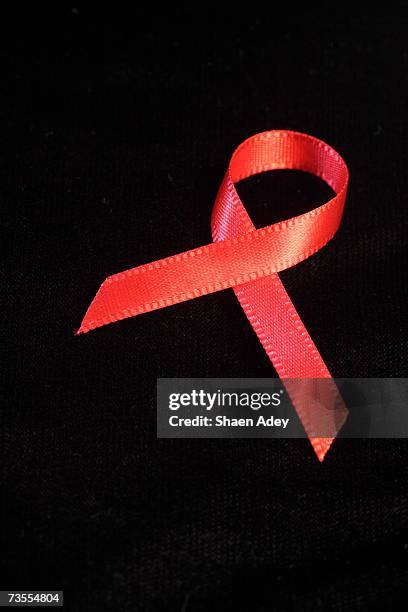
[1,6,408,611]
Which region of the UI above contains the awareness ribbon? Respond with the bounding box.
[78,130,349,461]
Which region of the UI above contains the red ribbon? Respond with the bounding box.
[78,130,349,461]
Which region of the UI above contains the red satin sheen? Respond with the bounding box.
[78,130,349,461]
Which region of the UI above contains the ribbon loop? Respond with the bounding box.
[78,130,349,461]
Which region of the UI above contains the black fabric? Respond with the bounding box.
[1,6,408,610]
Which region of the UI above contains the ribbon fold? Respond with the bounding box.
[78,130,349,461]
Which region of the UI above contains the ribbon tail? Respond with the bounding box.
[310,437,335,462]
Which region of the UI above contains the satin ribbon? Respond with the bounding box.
[78,130,349,460]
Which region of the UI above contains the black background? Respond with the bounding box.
[1,5,408,611]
